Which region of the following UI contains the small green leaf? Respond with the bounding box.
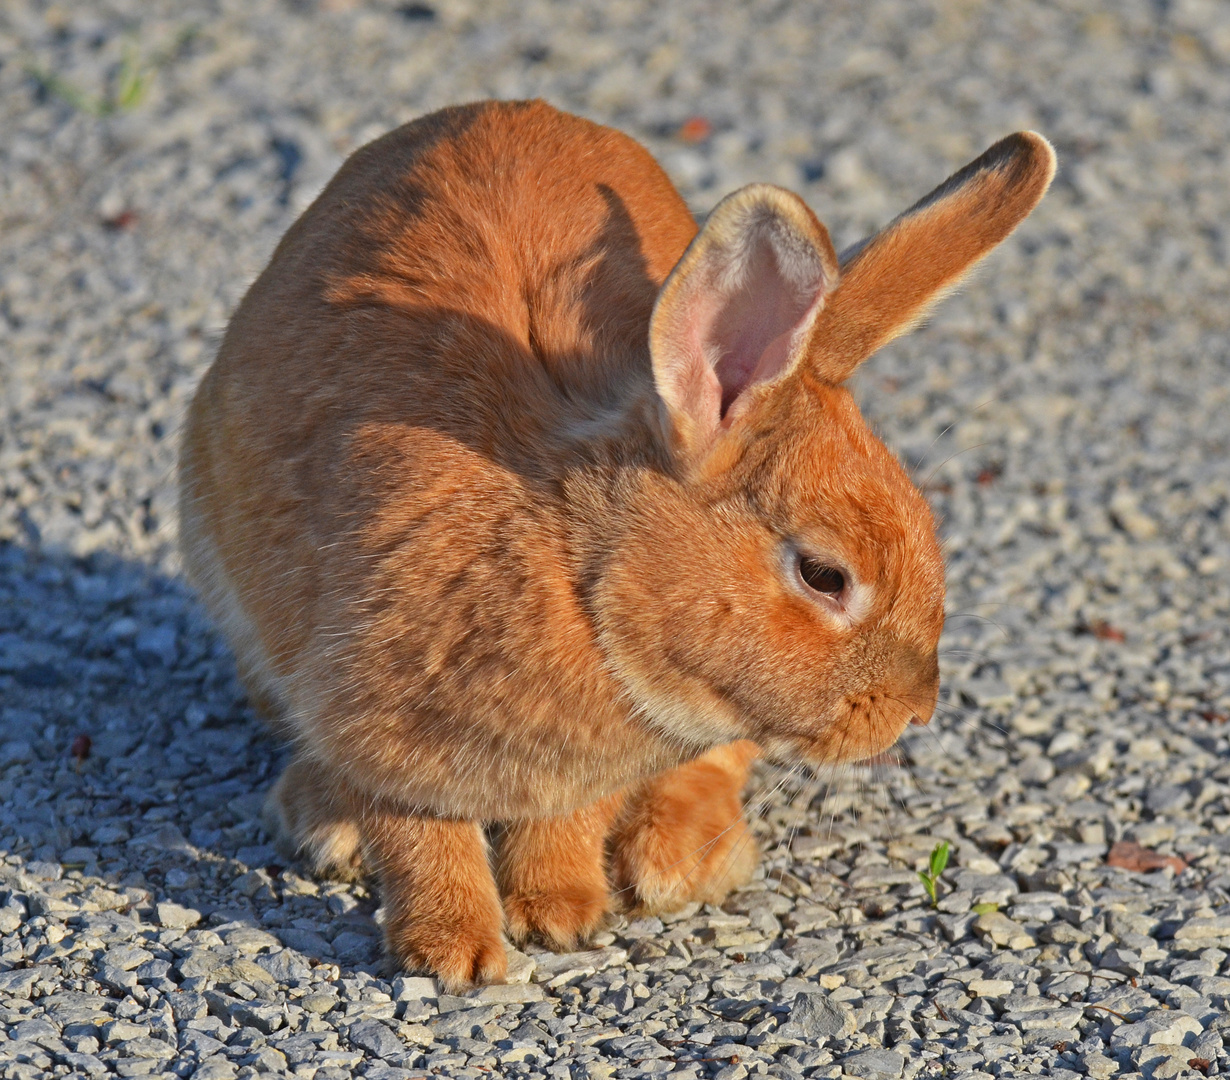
[972,902,999,914]
[929,840,951,878]
[114,46,148,111]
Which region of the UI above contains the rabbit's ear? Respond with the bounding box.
[650,184,838,455]
[806,132,1056,385]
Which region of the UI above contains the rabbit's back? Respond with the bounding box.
[180,101,699,817]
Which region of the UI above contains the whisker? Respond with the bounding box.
[920,441,990,491]
[911,396,997,475]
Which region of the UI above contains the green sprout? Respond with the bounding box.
[27,44,147,117]
[113,44,149,111]
[918,840,951,907]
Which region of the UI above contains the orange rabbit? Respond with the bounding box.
[179,100,1053,988]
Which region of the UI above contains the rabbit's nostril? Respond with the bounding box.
[909,712,931,727]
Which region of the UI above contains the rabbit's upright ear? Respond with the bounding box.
[805,132,1056,385]
[650,184,839,457]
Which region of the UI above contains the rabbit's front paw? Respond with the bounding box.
[502,885,609,951]
[612,741,760,912]
[371,812,508,991]
[615,808,758,912]
[385,904,508,992]
[496,798,621,951]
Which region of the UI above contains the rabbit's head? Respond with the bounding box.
[594,133,1055,766]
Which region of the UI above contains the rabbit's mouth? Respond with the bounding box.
[758,685,929,767]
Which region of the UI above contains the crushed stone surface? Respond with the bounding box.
[2,1,1230,1079]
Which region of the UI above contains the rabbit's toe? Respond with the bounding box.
[494,797,621,951]
[616,811,758,912]
[386,910,508,992]
[503,883,610,951]
[612,741,760,912]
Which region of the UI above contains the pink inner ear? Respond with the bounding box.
[705,236,824,418]
[653,193,835,443]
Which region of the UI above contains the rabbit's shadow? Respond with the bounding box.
[0,540,384,974]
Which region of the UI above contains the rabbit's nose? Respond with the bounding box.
[885,643,938,726]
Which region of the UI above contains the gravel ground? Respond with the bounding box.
[3,1,1230,1079]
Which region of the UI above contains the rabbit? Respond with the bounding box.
[179,99,1054,989]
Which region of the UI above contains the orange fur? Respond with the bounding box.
[179,100,1052,984]
[264,756,364,881]
[367,809,507,992]
[497,795,623,949]
[613,741,761,912]
[807,132,1056,384]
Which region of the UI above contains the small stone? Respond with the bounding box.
[529,946,626,983]
[95,963,139,993]
[133,623,178,666]
[0,968,42,997]
[1173,916,1230,945]
[102,1020,150,1044]
[276,927,333,956]
[0,740,35,766]
[301,993,338,1015]
[103,945,154,971]
[967,979,1015,998]
[61,1052,108,1078]
[952,872,1018,906]
[1002,1007,1084,1030]
[1077,1051,1118,1080]
[1109,1011,1204,1048]
[156,901,202,928]
[392,975,439,1001]
[842,1048,905,1079]
[171,992,210,1022]
[973,911,1036,949]
[1041,922,1091,945]
[1145,785,1191,813]
[116,1035,176,1059]
[937,913,977,942]
[431,1004,501,1038]
[92,824,131,845]
[245,1047,288,1072]
[604,1035,673,1060]
[1133,1043,1201,1079]
[12,1018,60,1043]
[229,1001,284,1034]
[936,890,973,914]
[128,824,194,856]
[220,926,281,953]
[176,948,230,979]
[348,1018,405,1058]
[329,929,379,961]
[232,869,275,899]
[778,992,852,1039]
[505,948,537,984]
[469,981,545,1004]
[1101,946,1145,976]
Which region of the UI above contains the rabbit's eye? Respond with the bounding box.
[799,557,846,597]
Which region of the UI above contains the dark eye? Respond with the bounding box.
[799,557,846,597]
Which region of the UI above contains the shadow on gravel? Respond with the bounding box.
[0,539,385,980]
